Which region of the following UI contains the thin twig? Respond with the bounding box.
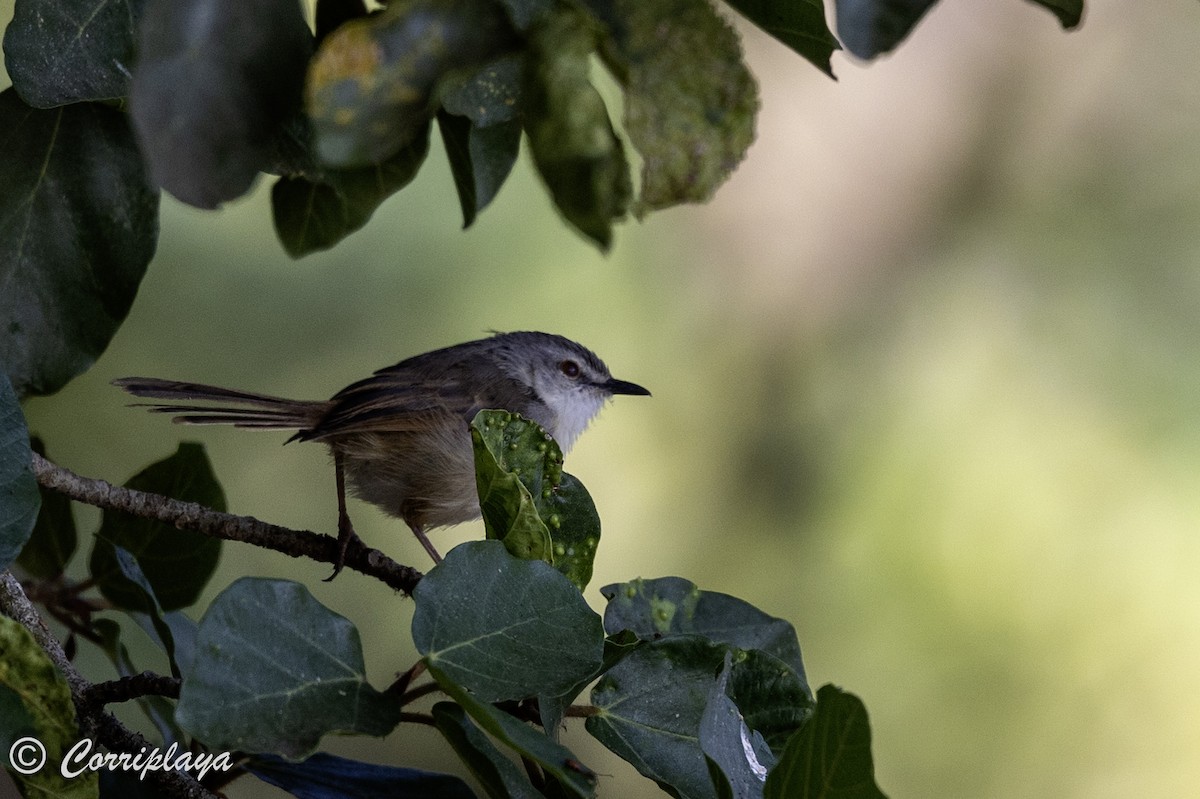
[84,672,181,707]
[0,572,217,799]
[31,452,423,596]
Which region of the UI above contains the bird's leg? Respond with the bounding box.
[325,449,362,581]
[410,524,443,564]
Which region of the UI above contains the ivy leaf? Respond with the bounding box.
[246,751,476,799]
[433,702,544,799]
[470,411,602,589]
[600,0,757,215]
[587,636,729,799]
[0,376,39,572]
[832,0,938,60]
[306,0,518,167]
[0,89,159,398]
[3,0,147,107]
[600,577,809,687]
[438,111,522,228]
[700,654,776,799]
[0,616,97,799]
[16,439,77,580]
[524,8,631,250]
[176,578,400,758]
[412,540,604,702]
[1026,0,1083,28]
[428,664,597,798]
[272,122,432,257]
[129,0,314,208]
[89,443,224,612]
[763,685,887,799]
[722,0,840,77]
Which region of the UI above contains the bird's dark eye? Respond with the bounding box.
[559,360,581,378]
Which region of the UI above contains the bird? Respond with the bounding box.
[113,331,650,573]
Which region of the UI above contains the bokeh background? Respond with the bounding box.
[6,0,1200,796]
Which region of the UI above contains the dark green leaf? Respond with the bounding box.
[1026,0,1083,28]
[471,410,558,562]
[246,751,477,799]
[17,439,77,579]
[428,664,597,798]
[833,0,937,60]
[0,616,97,799]
[0,89,159,398]
[764,685,886,799]
[272,122,432,257]
[94,619,185,746]
[129,0,313,208]
[129,610,198,677]
[89,443,223,611]
[600,0,756,215]
[470,411,602,589]
[587,636,729,799]
[108,545,181,677]
[438,111,521,228]
[600,577,809,687]
[441,54,524,126]
[726,649,813,754]
[722,0,840,77]
[538,630,640,741]
[306,0,518,166]
[176,578,400,758]
[3,0,147,107]
[0,376,39,571]
[700,655,775,799]
[524,9,631,250]
[433,702,543,799]
[412,540,604,702]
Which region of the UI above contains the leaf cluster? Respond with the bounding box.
[1,395,888,798]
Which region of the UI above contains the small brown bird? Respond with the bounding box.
[114,331,649,571]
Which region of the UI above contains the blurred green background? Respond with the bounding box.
[7,0,1200,796]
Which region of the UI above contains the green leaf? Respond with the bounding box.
[428,663,597,798]
[700,654,776,799]
[0,377,39,572]
[722,0,840,77]
[725,649,814,754]
[89,443,224,612]
[600,0,757,215]
[1026,0,1083,28]
[538,629,640,741]
[0,89,159,398]
[600,577,809,687]
[438,111,522,228]
[833,0,938,60]
[412,540,604,702]
[470,410,602,589]
[129,0,313,208]
[764,685,887,799]
[176,578,400,758]
[107,545,182,677]
[272,122,432,257]
[306,0,518,166]
[524,8,631,250]
[17,439,77,580]
[433,701,544,799]
[3,0,147,107]
[0,616,98,799]
[587,636,729,799]
[94,619,186,747]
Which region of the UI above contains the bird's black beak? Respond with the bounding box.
[604,377,651,397]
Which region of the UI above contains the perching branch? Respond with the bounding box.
[0,572,218,799]
[30,452,424,595]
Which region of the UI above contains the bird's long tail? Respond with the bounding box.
[112,377,327,430]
